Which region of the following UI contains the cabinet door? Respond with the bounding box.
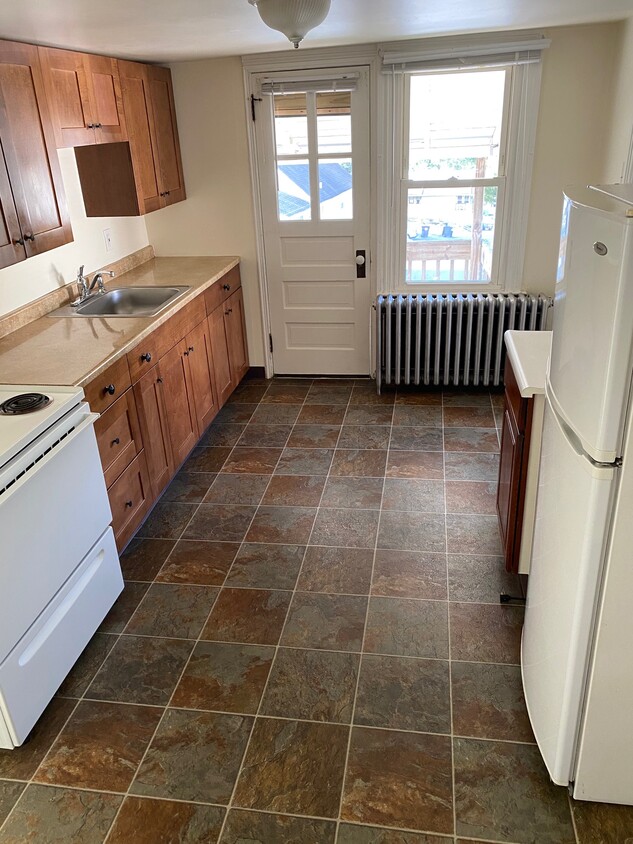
[118,59,161,214]
[146,64,185,205]
[84,54,127,144]
[496,400,524,573]
[39,47,95,147]
[0,145,25,269]
[0,41,72,256]
[208,305,234,408]
[161,341,198,467]
[184,320,219,433]
[133,363,173,497]
[226,287,249,386]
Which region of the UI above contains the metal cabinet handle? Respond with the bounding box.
[222,284,231,291]
[125,500,133,508]
[188,346,194,352]
[157,377,163,384]
[24,234,35,242]
[105,384,116,396]
[87,123,95,129]
[13,237,24,246]
[225,308,233,315]
[184,350,189,356]
[159,191,171,197]
[95,123,102,129]
[111,437,120,446]
[141,352,152,362]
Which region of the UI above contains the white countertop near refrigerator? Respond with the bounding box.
[504,330,552,397]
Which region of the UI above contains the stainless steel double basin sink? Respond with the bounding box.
[49,286,191,318]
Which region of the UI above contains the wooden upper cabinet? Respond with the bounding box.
[39,47,126,147]
[0,40,72,264]
[145,64,185,206]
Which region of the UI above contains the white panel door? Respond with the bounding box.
[255,68,371,375]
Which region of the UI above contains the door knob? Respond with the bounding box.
[355,249,367,279]
[355,254,365,266]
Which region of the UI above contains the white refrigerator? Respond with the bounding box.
[522,184,633,805]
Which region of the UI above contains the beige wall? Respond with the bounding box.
[0,148,149,318]
[145,57,263,365]
[603,17,633,182]
[522,22,621,295]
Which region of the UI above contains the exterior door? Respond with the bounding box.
[254,67,371,375]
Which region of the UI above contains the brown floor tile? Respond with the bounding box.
[229,385,268,403]
[226,543,305,590]
[108,796,225,844]
[0,784,120,843]
[444,427,499,452]
[172,641,274,713]
[451,662,534,742]
[99,582,150,633]
[137,501,197,540]
[215,403,258,424]
[0,781,25,826]
[251,404,302,424]
[338,425,391,450]
[311,508,379,548]
[298,404,347,424]
[184,446,232,473]
[321,477,383,510]
[345,406,393,426]
[371,550,447,600]
[202,588,291,645]
[156,540,239,585]
[443,392,493,407]
[262,385,310,403]
[222,447,282,474]
[355,655,450,733]
[342,727,453,834]
[281,593,367,651]
[454,738,575,843]
[261,648,359,723]
[162,470,216,503]
[125,583,219,639]
[86,636,193,706]
[233,718,348,817]
[262,475,326,507]
[378,512,446,553]
[57,633,117,698]
[330,449,387,478]
[199,423,245,447]
[395,391,443,405]
[386,450,444,479]
[0,698,76,780]
[183,504,257,542]
[381,478,445,513]
[119,538,175,581]
[450,603,524,664]
[275,447,334,475]
[446,514,502,555]
[246,506,316,544]
[220,809,336,843]
[306,385,352,404]
[445,480,497,514]
[571,800,633,844]
[34,700,161,792]
[444,452,499,481]
[444,407,496,428]
[350,387,395,406]
[237,424,293,448]
[390,427,444,452]
[338,826,447,843]
[448,554,519,603]
[131,709,252,804]
[392,406,443,427]
[287,424,341,448]
[297,546,374,594]
[364,597,449,658]
[204,473,270,505]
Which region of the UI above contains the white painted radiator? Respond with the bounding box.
[376,292,552,392]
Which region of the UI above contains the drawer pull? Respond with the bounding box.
[188,346,194,352]
[111,437,120,446]
[222,284,231,291]
[225,308,232,315]
[156,377,163,384]
[125,500,133,508]
[105,384,116,396]
[141,352,152,363]
[13,237,24,246]
[24,233,35,242]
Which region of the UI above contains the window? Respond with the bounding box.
[381,34,547,291]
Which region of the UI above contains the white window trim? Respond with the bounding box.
[377,36,546,294]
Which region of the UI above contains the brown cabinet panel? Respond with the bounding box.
[161,341,198,466]
[134,364,173,497]
[208,304,233,408]
[226,287,249,385]
[146,64,185,205]
[109,450,152,551]
[0,41,72,256]
[0,144,25,269]
[95,389,143,488]
[184,320,218,433]
[86,54,126,143]
[84,355,132,415]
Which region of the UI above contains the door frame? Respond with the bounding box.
[242,46,381,378]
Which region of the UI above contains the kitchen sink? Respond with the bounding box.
[49,286,191,317]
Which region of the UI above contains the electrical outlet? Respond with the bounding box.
[103,228,113,253]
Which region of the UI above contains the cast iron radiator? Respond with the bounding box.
[376,292,552,392]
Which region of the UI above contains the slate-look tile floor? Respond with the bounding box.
[1,379,632,843]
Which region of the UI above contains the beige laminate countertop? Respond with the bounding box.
[504,329,552,398]
[0,256,239,389]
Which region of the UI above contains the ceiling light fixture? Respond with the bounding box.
[248,0,331,49]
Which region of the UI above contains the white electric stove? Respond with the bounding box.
[0,385,123,748]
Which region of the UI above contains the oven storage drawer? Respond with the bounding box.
[0,408,112,662]
[0,527,123,748]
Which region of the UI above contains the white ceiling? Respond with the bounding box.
[0,0,631,62]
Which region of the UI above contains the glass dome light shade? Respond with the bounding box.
[249,0,331,48]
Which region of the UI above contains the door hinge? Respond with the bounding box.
[250,94,262,122]
[269,333,274,354]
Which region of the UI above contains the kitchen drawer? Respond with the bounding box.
[95,388,142,486]
[108,450,152,550]
[84,355,132,414]
[127,296,206,383]
[204,266,240,315]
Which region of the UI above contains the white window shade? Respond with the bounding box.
[259,73,359,94]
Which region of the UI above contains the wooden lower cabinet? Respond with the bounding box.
[207,286,250,408]
[133,363,173,497]
[94,389,142,488]
[184,320,219,432]
[160,341,199,467]
[207,303,234,407]
[109,451,152,551]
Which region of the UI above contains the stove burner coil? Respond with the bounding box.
[0,393,52,415]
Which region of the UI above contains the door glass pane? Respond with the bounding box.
[319,159,352,220]
[406,186,498,282]
[317,91,352,154]
[278,161,311,220]
[408,70,506,180]
[274,93,308,156]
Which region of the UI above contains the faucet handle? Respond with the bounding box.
[78,265,85,280]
